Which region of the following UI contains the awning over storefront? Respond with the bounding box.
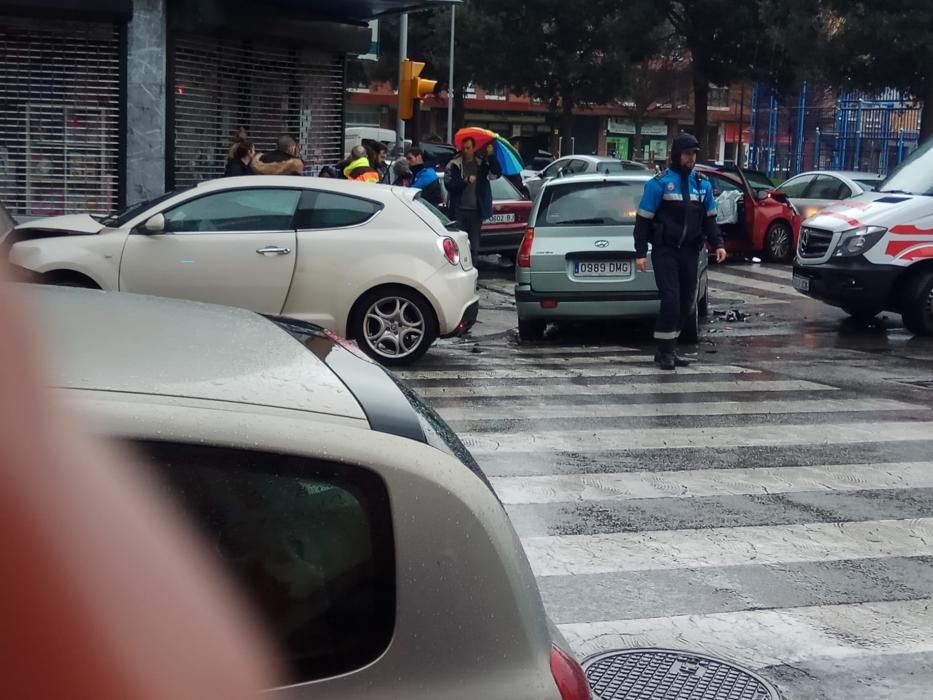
[0,0,131,20]
[267,0,462,21]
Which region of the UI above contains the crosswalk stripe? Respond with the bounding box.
[439,396,888,421]
[414,378,835,399]
[462,420,933,453]
[396,364,759,380]
[708,270,799,297]
[522,516,933,577]
[492,459,933,504]
[558,597,933,670]
[708,286,788,305]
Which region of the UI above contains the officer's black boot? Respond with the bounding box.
[671,350,692,367]
[654,339,676,371]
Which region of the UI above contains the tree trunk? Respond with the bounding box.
[632,116,644,161]
[560,97,575,156]
[692,70,710,157]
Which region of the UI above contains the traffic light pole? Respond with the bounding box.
[446,6,455,144]
[396,12,408,155]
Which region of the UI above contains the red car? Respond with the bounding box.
[695,164,802,262]
[440,176,533,257]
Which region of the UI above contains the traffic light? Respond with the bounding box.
[399,59,437,121]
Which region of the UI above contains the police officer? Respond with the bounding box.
[634,133,727,370]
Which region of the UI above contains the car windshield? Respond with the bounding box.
[490,176,522,200]
[854,178,881,191]
[537,180,645,226]
[100,189,187,227]
[879,139,933,196]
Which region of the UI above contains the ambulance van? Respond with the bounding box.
[793,138,933,335]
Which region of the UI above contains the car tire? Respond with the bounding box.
[698,276,710,318]
[765,221,794,263]
[901,272,933,337]
[350,286,438,366]
[517,318,545,341]
[44,271,100,289]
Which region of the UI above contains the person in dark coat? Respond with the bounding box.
[223,137,255,177]
[252,135,304,175]
[633,133,727,370]
[444,137,501,258]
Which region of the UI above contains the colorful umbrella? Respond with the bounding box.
[453,127,524,176]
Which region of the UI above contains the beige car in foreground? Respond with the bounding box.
[7,176,478,365]
[30,286,592,700]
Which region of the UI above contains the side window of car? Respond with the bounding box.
[565,159,588,174]
[837,183,852,199]
[806,175,847,200]
[710,175,739,196]
[542,158,568,178]
[778,174,815,198]
[136,441,395,685]
[163,189,301,233]
[294,190,384,229]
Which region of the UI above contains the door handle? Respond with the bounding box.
[256,246,291,256]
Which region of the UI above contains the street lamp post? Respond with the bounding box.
[396,12,408,154]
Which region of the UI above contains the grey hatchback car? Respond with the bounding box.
[30,286,592,700]
[514,174,709,341]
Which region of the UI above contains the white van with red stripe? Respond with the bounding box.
[793,138,933,334]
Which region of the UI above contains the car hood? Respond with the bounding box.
[16,214,106,235]
[804,191,933,233]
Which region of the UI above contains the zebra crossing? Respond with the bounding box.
[396,307,933,697]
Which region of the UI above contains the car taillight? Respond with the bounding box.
[550,645,592,700]
[517,226,535,268]
[440,236,460,265]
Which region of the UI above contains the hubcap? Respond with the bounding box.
[363,296,425,359]
[770,225,791,260]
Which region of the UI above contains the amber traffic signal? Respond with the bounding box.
[399,59,437,121]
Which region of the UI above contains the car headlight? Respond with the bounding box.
[834,226,887,257]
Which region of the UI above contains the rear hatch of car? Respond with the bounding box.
[486,177,532,232]
[528,178,657,295]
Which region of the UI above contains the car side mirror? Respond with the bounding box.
[756,190,769,201]
[141,213,165,234]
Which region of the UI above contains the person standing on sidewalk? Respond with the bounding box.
[406,147,444,207]
[633,133,727,371]
[445,137,501,259]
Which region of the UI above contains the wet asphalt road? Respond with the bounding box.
[394,256,933,700]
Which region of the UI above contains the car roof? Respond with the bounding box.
[28,286,367,421]
[543,172,653,188]
[791,170,884,180]
[192,175,404,199]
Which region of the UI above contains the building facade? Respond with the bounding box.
[0,0,449,218]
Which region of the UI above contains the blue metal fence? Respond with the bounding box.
[746,83,922,180]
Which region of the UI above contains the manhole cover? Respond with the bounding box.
[583,648,781,700]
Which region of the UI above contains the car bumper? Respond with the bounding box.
[515,285,661,320]
[440,299,479,337]
[426,265,480,335]
[792,258,900,312]
[479,227,524,254]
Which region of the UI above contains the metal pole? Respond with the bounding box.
[396,12,408,154]
[898,128,905,164]
[814,127,821,169]
[854,98,864,170]
[446,6,455,143]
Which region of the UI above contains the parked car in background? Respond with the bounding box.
[514,173,709,341]
[696,163,802,262]
[6,177,478,365]
[776,170,886,220]
[523,155,647,199]
[439,175,533,257]
[30,285,591,700]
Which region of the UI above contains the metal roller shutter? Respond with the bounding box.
[0,17,122,218]
[172,35,345,188]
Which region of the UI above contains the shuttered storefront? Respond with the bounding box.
[172,35,345,188]
[0,17,123,218]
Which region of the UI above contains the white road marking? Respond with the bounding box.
[395,364,759,380]
[414,378,835,399]
[461,420,933,454]
[492,459,933,504]
[725,264,796,281]
[708,269,800,297]
[439,397,896,422]
[558,598,933,670]
[708,286,788,306]
[523,517,933,576]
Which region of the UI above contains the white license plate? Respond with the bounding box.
[793,275,810,292]
[573,260,633,277]
[487,213,516,224]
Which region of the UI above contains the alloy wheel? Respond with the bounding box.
[362,296,426,360]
